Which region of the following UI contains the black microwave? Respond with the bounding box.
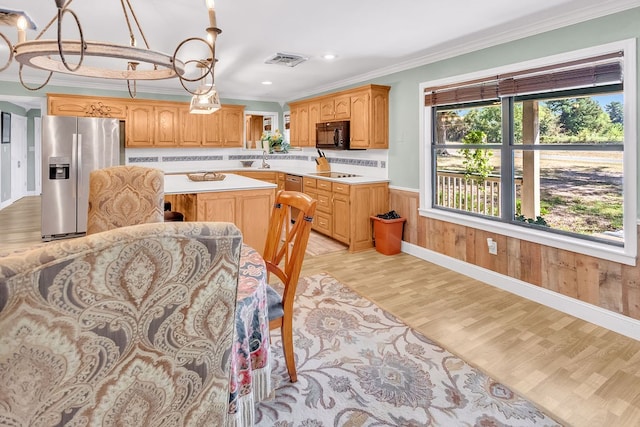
[316,121,350,150]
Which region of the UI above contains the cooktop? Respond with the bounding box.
[311,172,360,178]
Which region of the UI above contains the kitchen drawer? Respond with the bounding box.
[315,211,332,235]
[332,182,350,195]
[315,190,332,214]
[317,179,332,191]
[303,177,317,189]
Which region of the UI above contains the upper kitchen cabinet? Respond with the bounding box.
[48,94,128,119]
[219,105,244,147]
[319,94,350,121]
[308,102,321,146]
[287,101,322,147]
[289,102,310,147]
[154,104,180,146]
[47,94,245,148]
[349,85,390,149]
[201,110,222,146]
[126,104,154,147]
[185,104,244,147]
[179,105,202,146]
[288,84,390,149]
[128,103,243,148]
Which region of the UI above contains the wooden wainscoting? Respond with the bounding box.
[389,188,640,321]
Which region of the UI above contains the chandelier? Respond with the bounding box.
[0,0,222,113]
[189,58,221,114]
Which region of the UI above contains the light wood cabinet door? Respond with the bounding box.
[351,183,389,251]
[297,103,310,146]
[308,102,321,146]
[155,105,180,146]
[332,191,350,244]
[289,107,299,145]
[334,94,351,119]
[196,192,237,223]
[319,99,335,121]
[202,110,222,146]
[221,106,244,147]
[179,107,202,146]
[236,190,273,251]
[370,88,390,149]
[126,105,154,147]
[349,91,370,149]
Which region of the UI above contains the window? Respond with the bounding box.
[420,40,637,265]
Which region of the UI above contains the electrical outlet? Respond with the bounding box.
[487,238,498,255]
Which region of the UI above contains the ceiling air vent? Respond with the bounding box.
[265,52,308,68]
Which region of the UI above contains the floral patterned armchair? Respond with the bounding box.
[0,222,243,426]
[87,165,165,235]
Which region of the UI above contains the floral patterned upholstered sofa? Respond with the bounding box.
[0,221,243,426]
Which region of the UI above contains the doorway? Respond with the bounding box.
[11,114,28,201]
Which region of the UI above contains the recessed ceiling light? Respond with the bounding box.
[323,54,336,60]
[262,81,272,85]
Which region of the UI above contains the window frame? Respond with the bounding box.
[418,39,637,265]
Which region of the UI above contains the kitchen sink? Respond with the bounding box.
[311,172,360,178]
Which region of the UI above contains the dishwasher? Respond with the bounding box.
[285,174,303,220]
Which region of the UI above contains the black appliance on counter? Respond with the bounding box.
[316,120,350,150]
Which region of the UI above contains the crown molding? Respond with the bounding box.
[294,0,640,102]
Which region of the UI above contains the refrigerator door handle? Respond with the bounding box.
[77,133,82,198]
[72,133,78,199]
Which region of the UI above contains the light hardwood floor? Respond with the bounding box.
[2,196,640,426]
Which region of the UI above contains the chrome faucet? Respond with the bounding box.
[261,150,271,169]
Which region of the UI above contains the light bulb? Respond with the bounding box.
[16,16,27,43]
[17,16,27,30]
[206,0,217,28]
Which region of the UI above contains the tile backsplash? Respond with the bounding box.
[126,147,388,178]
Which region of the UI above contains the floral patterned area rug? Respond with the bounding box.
[255,273,563,427]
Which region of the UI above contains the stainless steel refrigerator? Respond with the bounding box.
[41,116,120,240]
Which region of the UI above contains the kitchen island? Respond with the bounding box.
[164,173,276,252]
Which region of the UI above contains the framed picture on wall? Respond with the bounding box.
[1,112,10,143]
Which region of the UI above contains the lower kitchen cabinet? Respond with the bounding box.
[303,177,389,252]
[350,183,389,251]
[165,187,275,253]
[314,180,333,236]
[332,185,350,244]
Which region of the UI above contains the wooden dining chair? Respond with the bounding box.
[263,190,317,383]
[87,165,165,235]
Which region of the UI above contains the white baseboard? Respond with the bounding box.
[401,241,640,341]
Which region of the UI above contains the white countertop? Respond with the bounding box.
[203,167,389,185]
[165,173,277,195]
[270,167,388,184]
[165,167,389,187]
